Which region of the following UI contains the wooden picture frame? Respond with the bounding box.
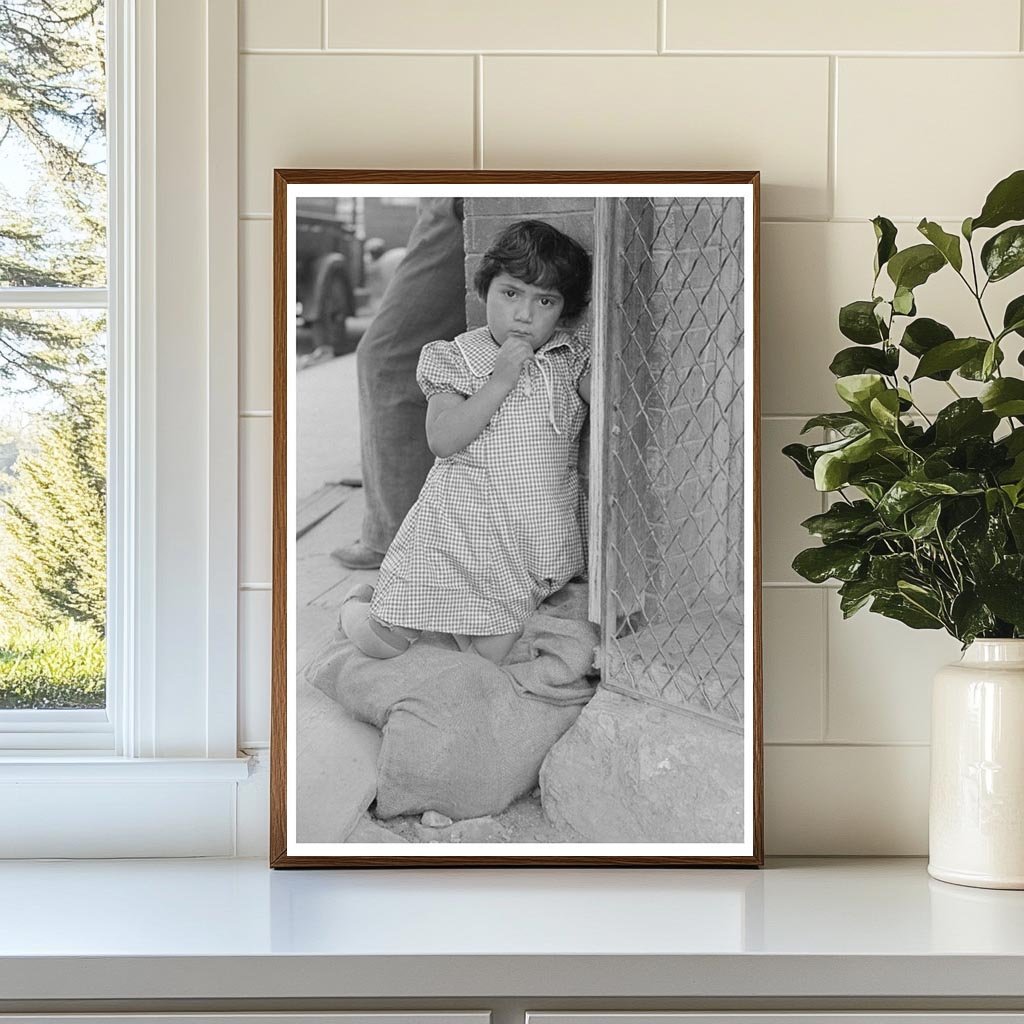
[271,170,762,867]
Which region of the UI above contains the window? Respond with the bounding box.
[0,0,246,857]
[0,0,110,745]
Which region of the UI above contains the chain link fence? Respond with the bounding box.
[594,196,746,732]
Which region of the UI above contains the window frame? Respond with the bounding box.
[0,6,117,750]
[0,0,247,857]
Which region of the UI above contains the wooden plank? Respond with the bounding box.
[296,482,356,539]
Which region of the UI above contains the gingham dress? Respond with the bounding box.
[371,324,591,636]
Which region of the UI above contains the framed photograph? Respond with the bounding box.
[270,170,762,867]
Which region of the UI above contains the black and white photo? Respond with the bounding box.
[271,171,762,867]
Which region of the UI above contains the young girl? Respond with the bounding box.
[342,219,592,666]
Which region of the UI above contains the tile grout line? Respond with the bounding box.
[766,740,931,748]
[321,0,328,50]
[820,587,830,743]
[819,427,831,742]
[1021,0,1024,51]
[657,0,666,53]
[827,55,838,221]
[474,55,484,169]
[237,47,1024,57]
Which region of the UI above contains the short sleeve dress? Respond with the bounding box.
[370,324,591,636]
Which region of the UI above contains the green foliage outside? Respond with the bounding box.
[0,1,107,708]
[0,619,104,708]
[785,170,1024,645]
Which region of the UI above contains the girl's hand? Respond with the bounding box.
[492,336,533,389]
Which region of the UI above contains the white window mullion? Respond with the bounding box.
[107,0,144,757]
[0,287,108,310]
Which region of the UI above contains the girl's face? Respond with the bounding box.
[485,272,565,351]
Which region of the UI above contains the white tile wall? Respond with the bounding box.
[235,2,1024,853]
[665,0,1021,53]
[240,54,475,213]
[482,57,831,220]
[326,0,658,52]
[241,0,321,50]
[240,417,273,587]
[240,220,272,412]
[239,590,272,748]
[762,588,825,744]
[835,58,1024,220]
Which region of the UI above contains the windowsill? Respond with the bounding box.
[0,754,252,781]
[0,857,1022,1005]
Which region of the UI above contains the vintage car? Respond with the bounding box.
[294,210,363,356]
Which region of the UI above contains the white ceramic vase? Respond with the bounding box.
[929,639,1024,889]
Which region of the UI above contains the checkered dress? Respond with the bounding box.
[371,325,591,636]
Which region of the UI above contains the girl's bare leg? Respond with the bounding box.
[468,631,521,665]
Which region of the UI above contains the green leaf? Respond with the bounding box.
[982,341,1001,381]
[892,286,916,316]
[980,378,1024,418]
[900,317,955,363]
[971,168,1024,232]
[839,300,887,345]
[908,501,943,539]
[975,578,1024,629]
[933,399,999,445]
[814,450,850,491]
[872,216,898,277]
[1001,479,1024,507]
[800,501,879,543]
[792,543,866,584]
[829,345,899,378]
[845,432,888,464]
[917,219,963,272]
[932,470,987,494]
[985,487,1010,514]
[782,442,815,479]
[887,244,946,291]
[911,337,988,381]
[950,593,996,644]
[838,578,883,618]
[800,413,866,435]
[981,225,1024,282]
[959,344,1004,381]
[962,216,974,241]
[871,594,943,630]
[877,479,958,523]
[868,553,915,587]
[868,389,902,431]
[1003,295,1024,340]
[835,373,887,413]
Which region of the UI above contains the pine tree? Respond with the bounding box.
[0,0,106,395]
[0,371,105,633]
[0,2,107,643]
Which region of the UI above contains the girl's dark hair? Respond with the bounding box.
[473,219,592,320]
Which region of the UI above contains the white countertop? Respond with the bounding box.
[2,857,1024,1002]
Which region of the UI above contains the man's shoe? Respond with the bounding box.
[330,541,385,570]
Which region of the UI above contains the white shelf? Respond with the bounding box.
[1,857,1023,1003]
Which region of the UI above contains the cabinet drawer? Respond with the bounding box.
[528,1016,1024,1024]
[0,1016,490,1024]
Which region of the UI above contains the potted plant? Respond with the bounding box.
[785,169,1024,889]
